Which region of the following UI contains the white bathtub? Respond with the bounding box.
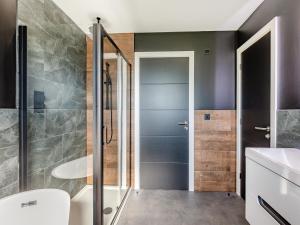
[0,189,70,225]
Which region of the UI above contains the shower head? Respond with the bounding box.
[104,61,114,144]
[104,62,112,85]
[105,62,110,69]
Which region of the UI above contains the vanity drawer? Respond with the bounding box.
[246,158,300,225]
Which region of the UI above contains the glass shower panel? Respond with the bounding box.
[126,62,132,194]
[102,36,122,225]
[120,57,131,201]
[18,0,93,225]
[14,3,132,224]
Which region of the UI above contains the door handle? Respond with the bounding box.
[178,121,189,126]
[178,121,189,130]
[258,196,291,225]
[254,126,270,132]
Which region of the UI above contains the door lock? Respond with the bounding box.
[265,133,270,140]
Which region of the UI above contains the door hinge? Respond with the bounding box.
[239,173,242,179]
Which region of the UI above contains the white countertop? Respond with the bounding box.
[246,148,300,187]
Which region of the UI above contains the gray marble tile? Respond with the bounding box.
[27,168,45,189]
[62,130,86,159]
[46,61,86,89]
[43,57,76,84]
[0,125,19,149]
[20,0,87,110]
[28,110,46,141]
[45,109,77,137]
[0,181,18,199]
[27,55,44,79]
[0,109,19,198]
[44,0,74,26]
[44,160,86,198]
[65,43,86,68]
[63,150,86,164]
[75,110,87,131]
[43,160,66,189]
[277,110,300,149]
[0,156,18,189]
[27,76,64,109]
[60,178,86,198]
[18,0,46,30]
[0,109,19,148]
[28,136,63,172]
[44,37,69,58]
[61,85,86,109]
[0,145,18,165]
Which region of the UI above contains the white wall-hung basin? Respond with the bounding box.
[0,189,70,225]
[246,148,300,225]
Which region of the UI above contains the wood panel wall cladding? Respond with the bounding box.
[194,110,236,192]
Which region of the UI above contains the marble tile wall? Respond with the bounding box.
[0,109,19,198]
[277,110,300,149]
[18,0,86,197]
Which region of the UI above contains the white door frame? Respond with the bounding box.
[134,51,195,191]
[236,17,279,196]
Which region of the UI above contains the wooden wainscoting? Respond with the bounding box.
[194,110,236,192]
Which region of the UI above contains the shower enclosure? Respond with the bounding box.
[0,1,132,225]
[91,21,133,225]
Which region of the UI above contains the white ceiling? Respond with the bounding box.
[53,0,264,34]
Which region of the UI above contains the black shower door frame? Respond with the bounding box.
[92,22,133,225]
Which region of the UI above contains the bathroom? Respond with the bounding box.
[0,0,300,225]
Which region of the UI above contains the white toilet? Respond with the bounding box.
[0,189,70,225]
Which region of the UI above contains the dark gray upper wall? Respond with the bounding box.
[238,0,300,109]
[135,32,236,110]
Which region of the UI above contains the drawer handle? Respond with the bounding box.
[258,196,291,225]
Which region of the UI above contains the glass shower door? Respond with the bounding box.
[102,36,123,225]
[102,34,132,225]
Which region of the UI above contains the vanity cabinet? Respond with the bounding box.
[246,148,300,225]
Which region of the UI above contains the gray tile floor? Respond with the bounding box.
[117,190,249,225]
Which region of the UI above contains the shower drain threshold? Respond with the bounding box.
[103,207,113,215]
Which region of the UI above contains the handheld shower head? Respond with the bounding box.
[104,62,113,144]
[105,62,112,85]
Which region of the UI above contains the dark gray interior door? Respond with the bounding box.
[140,57,189,190]
[241,33,271,199]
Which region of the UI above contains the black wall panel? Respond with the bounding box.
[0,0,17,108]
[239,0,300,109]
[135,32,237,110]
